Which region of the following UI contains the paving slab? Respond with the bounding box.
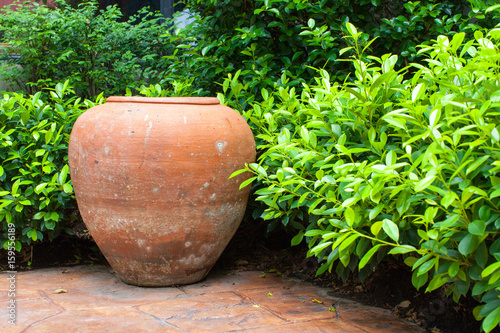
[1,265,425,332]
[1,297,62,333]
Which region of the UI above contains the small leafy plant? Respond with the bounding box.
[0,81,103,252]
[0,0,174,98]
[227,22,500,332]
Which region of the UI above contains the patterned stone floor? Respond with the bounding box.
[1,265,424,332]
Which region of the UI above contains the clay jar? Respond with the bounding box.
[68,96,256,286]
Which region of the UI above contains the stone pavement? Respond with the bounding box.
[1,265,424,332]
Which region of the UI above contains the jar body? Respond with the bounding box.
[68,97,255,286]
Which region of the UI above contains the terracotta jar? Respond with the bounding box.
[68,96,255,286]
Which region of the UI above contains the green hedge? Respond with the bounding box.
[0,82,103,252]
[225,24,500,332]
[0,0,174,98]
[166,0,499,98]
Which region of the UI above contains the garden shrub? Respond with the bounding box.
[0,0,174,98]
[226,23,500,332]
[0,81,104,253]
[167,0,498,98]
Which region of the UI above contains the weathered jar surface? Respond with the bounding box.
[68,96,256,286]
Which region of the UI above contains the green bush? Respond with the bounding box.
[226,23,500,332]
[0,0,174,98]
[0,81,103,252]
[166,0,498,98]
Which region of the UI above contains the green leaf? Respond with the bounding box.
[45,127,54,144]
[359,244,382,269]
[339,234,359,252]
[417,258,436,276]
[342,196,360,208]
[388,246,416,255]
[239,176,257,189]
[32,91,41,105]
[412,83,426,103]
[27,229,37,241]
[479,299,500,318]
[425,274,449,292]
[414,175,436,192]
[308,198,325,214]
[307,18,315,29]
[345,22,358,36]
[476,242,488,269]
[33,212,46,220]
[412,254,432,270]
[345,207,355,226]
[448,262,460,278]
[488,270,500,285]
[310,241,333,255]
[369,204,384,220]
[382,219,399,242]
[45,220,56,230]
[404,257,418,267]
[35,183,48,194]
[441,191,457,208]
[486,4,500,13]
[482,262,500,278]
[466,155,490,175]
[277,169,285,182]
[298,192,310,205]
[58,165,69,185]
[304,230,324,237]
[450,32,465,53]
[429,108,441,128]
[412,271,428,290]
[20,110,30,125]
[250,163,267,178]
[370,221,383,236]
[458,234,478,256]
[483,306,500,333]
[63,183,73,194]
[490,189,500,199]
[491,128,500,142]
[385,150,396,166]
[11,179,20,196]
[469,220,486,236]
[50,212,59,221]
[291,231,304,246]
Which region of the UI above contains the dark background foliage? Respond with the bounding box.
[0,0,174,98]
[165,0,499,99]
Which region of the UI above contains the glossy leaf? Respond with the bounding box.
[382,219,399,242]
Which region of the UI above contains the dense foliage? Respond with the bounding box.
[167,0,499,98]
[0,0,173,98]
[0,82,103,252]
[227,23,500,332]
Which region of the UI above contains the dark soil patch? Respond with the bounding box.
[0,216,491,333]
[0,234,106,270]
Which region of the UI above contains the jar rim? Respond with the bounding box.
[106,96,220,105]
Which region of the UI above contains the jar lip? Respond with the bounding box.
[106,96,220,105]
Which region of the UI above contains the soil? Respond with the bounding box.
[0,216,493,333]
